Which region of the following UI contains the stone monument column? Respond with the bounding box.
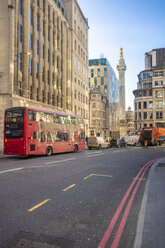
[117,48,127,138]
[117,48,126,121]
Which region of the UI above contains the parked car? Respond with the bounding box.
[87,136,110,150]
[110,138,127,148]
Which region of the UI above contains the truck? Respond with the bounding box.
[139,127,165,146]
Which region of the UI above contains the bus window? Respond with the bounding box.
[55,114,61,123]
[41,131,46,142]
[80,132,85,140]
[47,132,52,142]
[57,132,68,141]
[63,116,70,124]
[33,131,37,139]
[71,116,77,124]
[28,110,36,121]
[5,109,24,138]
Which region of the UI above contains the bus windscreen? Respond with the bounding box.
[5,109,24,138]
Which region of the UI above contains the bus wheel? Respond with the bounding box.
[74,145,78,152]
[46,146,53,156]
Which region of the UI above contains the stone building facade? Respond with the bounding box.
[88,58,120,138]
[133,48,165,133]
[89,87,109,137]
[63,0,89,135]
[0,0,88,151]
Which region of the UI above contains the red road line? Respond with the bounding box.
[111,162,151,248]
[97,159,155,248]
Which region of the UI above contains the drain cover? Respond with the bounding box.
[9,239,60,248]
[5,232,72,248]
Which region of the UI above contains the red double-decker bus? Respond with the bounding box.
[4,107,85,156]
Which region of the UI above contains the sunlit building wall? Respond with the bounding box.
[0,0,88,151]
[133,48,165,133]
[88,58,120,137]
[63,0,89,135]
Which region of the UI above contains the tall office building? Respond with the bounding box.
[63,0,89,135]
[133,48,165,133]
[0,0,88,151]
[88,58,120,137]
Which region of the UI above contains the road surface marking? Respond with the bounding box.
[63,184,76,192]
[83,174,93,180]
[111,162,153,248]
[28,199,50,212]
[0,167,24,174]
[83,174,112,180]
[87,153,104,158]
[97,159,156,248]
[45,158,76,165]
[85,151,102,155]
[134,177,146,181]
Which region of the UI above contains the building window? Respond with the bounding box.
[154,72,158,77]
[104,85,107,94]
[138,102,141,109]
[138,112,141,120]
[36,39,39,54]
[43,21,45,36]
[29,58,32,75]
[149,90,152,96]
[74,40,77,50]
[143,90,146,96]
[104,68,107,76]
[91,69,94,78]
[159,71,163,77]
[89,78,90,88]
[36,14,39,31]
[150,123,153,127]
[101,77,104,85]
[97,68,100,77]
[19,0,22,15]
[43,0,45,12]
[156,101,163,109]
[155,90,162,98]
[74,56,77,67]
[18,52,22,71]
[19,24,22,42]
[143,102,147,109]
[48,5,50,19]
[94,77,97,86]
[156,111,163,119]
[143,112,147,119]
[36,0,39,6]
[74,90,76,99]
[149,101,153,108]
[36,63,39,78]
[149,112,153,119]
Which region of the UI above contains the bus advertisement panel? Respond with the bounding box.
[4,107,85,156]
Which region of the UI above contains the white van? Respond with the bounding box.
[124,135,139,146]
[87,137,110,150]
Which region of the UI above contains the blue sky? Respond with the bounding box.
[77,0,165,110]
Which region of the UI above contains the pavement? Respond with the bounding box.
[1,150,165,248]
[134,157,165,248]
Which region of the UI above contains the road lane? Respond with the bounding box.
[0,147,165,247]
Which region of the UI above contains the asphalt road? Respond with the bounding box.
[0,146,165,248]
